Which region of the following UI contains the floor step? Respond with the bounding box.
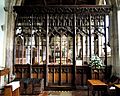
[45,86,74,91]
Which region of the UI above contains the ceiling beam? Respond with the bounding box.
[96,0,111,5]
[59,0,62,5]
[44,0,47,6]
[115,0,120,8]
[99,0,104,5]
[105,0,111,5]
[110,0,116,5]
[75,0,77,5]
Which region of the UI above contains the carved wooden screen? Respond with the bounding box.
[15,15,46,65]
[14,6,111,66]
[76,14,110,65]
[48,14,73,65]
[14,6,112,86]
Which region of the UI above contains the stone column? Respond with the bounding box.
[117,10,120,77]
[117,0,120,77]
[4,0,22,81]
[110,5,119,76]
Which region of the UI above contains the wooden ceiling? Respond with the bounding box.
[23,0,96,6]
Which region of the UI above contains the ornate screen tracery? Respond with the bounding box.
[76,14,110,65]
[13,6,112,86]
[15,15,46,65]
[14,6,111,66]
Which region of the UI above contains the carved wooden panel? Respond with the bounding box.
[76,65,91,86]
[14,64,111,89]
[14,64,30,79]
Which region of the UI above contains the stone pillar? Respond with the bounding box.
[4,0,22,81]
[110,5,119,76]
[118,10,120,77]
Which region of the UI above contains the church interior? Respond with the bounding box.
[1,0,120,96]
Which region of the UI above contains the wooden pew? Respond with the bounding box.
[4,81,20,96]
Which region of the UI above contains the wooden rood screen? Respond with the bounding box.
[13,5,112,88]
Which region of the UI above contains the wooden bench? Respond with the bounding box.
[4,81,20,96]
[87,79,107,96]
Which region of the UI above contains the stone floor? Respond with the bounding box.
[21,90,88,96]
[21,90,116,96]
[41,90,88,96]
